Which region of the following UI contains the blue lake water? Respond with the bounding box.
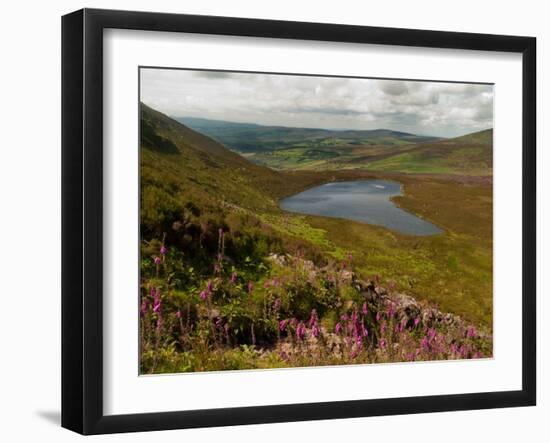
[279,180,443,236]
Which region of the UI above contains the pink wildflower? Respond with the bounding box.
[153,256,161,265]
[312,324,320,338]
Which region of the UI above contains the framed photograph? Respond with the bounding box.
[61,8,536,434]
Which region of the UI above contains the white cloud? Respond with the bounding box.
[140,68,493,137]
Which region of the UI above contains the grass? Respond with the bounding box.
[139,103,493,373]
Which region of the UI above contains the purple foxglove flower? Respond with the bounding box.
[312,324,320,338]
[199,290,207,301]
[160,245,167,255]
[362,302,368,315]
[140,300,149,317]
[379,339,386,349]
[347,253,353,262]
[335,322,342,334]
[230,271,237,284]
[279,319,287,332]
[308,309,318,327]
[421,336,429,351]
[272,277,279,287]
[153,301,161,313]
[414,317,420,327]
[207,280,213,292]
[273,298,281,311]
[176,310,182,319]
[296,322,305,340]
[362,324,369,337]
[247,281,253,293]
[153,256,161,265]
[263,280,270,289]
[375,312,381,322]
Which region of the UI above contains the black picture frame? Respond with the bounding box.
[61,8,536,435]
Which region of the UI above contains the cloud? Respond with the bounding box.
[193,70,235,79]
[140,68,493,137]
[380,81,409,96]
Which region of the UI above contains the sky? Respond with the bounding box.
[140,68,494,138]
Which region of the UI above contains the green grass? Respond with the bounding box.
[140,103,493,372]
[365,130,493,176]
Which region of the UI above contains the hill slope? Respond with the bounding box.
[140,103,335,239]
[364,129,493,175]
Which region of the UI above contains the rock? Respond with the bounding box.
[266,253,288,267]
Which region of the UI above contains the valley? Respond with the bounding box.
[140,102,493,373]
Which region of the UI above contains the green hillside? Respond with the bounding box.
[140,103,493,373]
[364,129,493,175]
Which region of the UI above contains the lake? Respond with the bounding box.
[279,180,443,236]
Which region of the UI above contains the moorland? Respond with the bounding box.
[140,103,493,373]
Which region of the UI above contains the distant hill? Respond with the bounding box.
[364,129,493,175]
[176,116,441,154]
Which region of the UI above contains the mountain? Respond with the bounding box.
[364,129,493,175]
[175,116,441,153]
[173,116,442,170]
